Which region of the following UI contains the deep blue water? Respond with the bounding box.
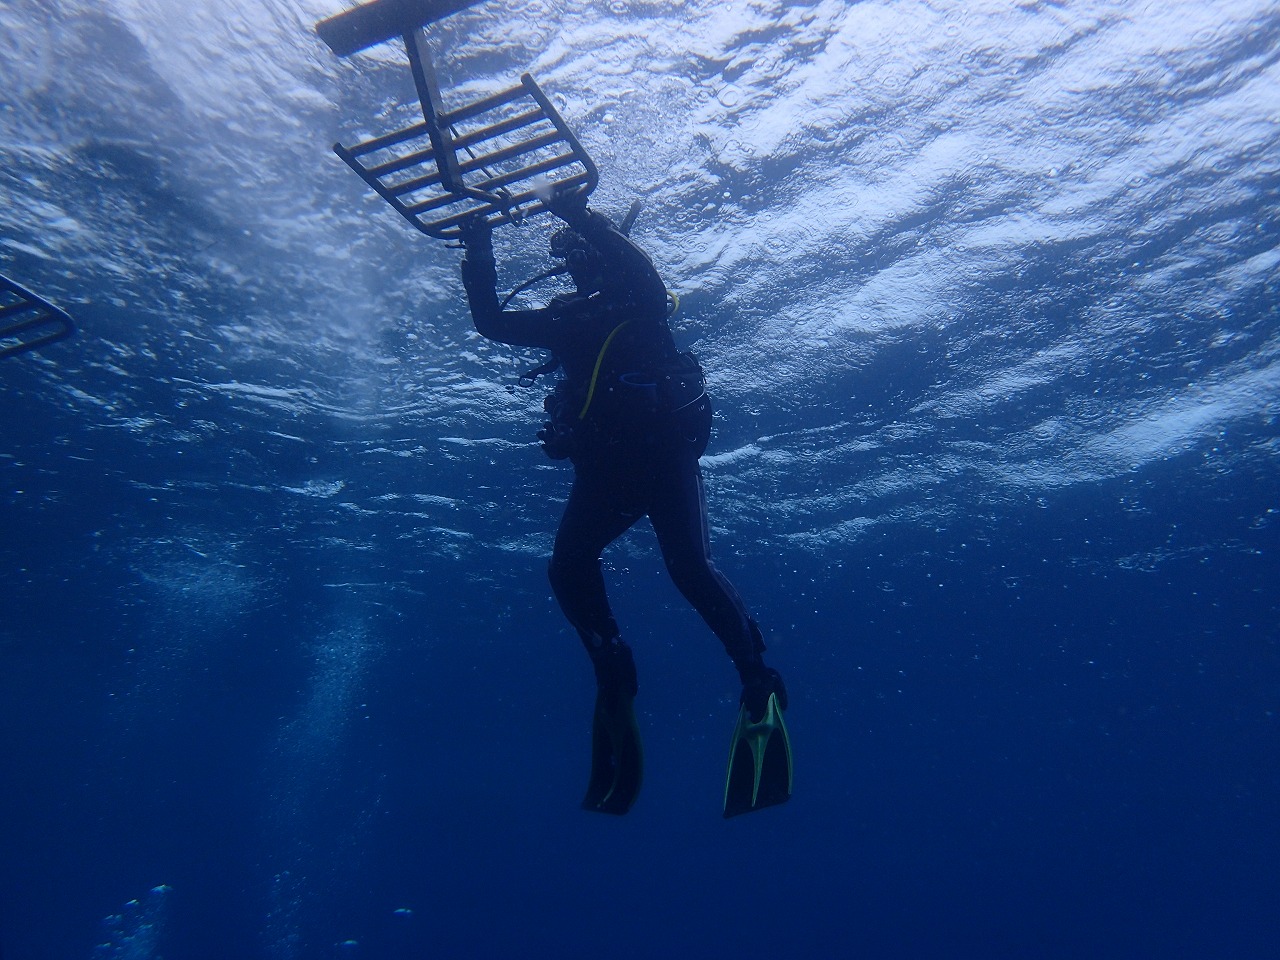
[3,0,1278,957]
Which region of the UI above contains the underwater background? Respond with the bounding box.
[2,0,1277,957]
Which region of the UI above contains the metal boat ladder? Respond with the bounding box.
[316,0,598,239]
[0,274,75,359]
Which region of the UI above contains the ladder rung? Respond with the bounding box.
[0,300,38,320]
[365,145,439,179]
[347,119,434,157]
[439,82,529,127]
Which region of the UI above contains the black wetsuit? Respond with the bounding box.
[461,209,769,689]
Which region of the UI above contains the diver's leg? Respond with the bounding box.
[649,455,792,817]
[548,466,641,653]
[648,455,785,702]
[647,455,756,667]
[550,467,645,813]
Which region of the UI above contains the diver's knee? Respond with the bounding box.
[664,556,716,599]
[548,550,591,593]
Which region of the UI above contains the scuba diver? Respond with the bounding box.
[458,186,791,817]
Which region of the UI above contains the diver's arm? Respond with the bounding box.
[459,225,499,324]
[460,227,560,349]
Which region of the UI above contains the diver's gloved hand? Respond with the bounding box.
[457,213,493,253]
[543,184,591,228]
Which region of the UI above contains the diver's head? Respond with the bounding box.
[550,227,604,292]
